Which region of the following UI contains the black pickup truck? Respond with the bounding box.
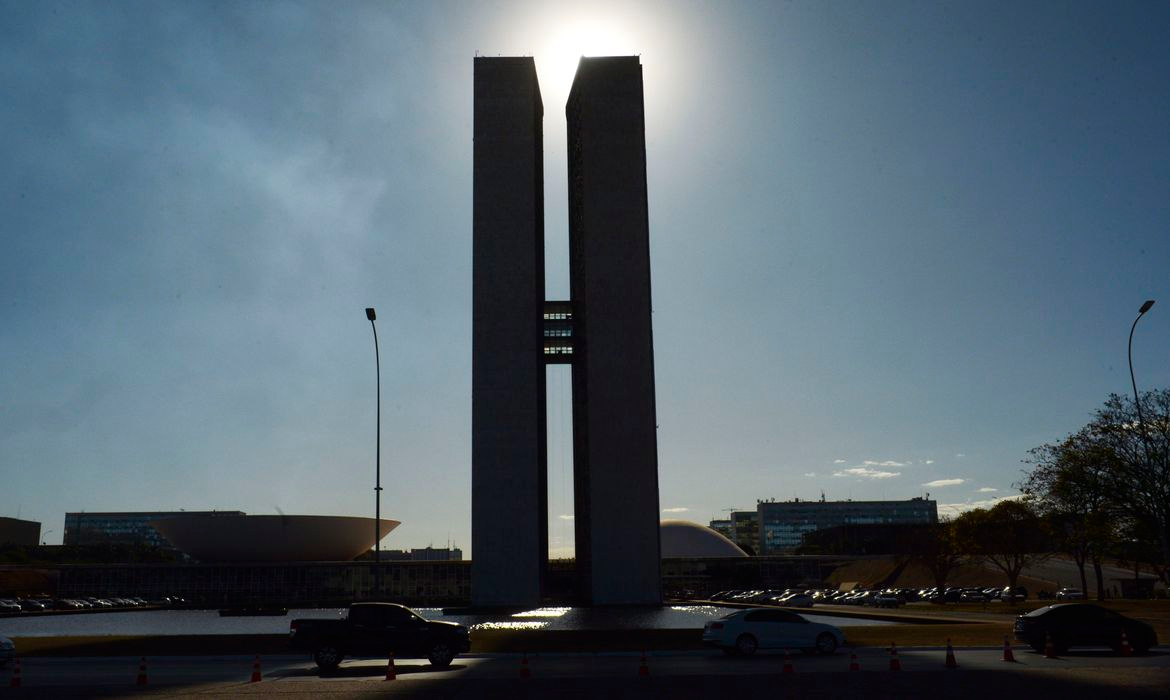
[289,602,471,669]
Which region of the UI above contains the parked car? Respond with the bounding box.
[775,593,815,608]
[0,599,22,613]
[702,608,844,656]
[0,635,14,668]
[289,602,471,670]
[1002,586,1028,602]
[869,593,903,608]
[959,588,987,603]
[1014,604,1157,654]
[1055,588,1086,600]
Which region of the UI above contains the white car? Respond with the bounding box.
[1055,588,1086,600]
[702,608,844,656]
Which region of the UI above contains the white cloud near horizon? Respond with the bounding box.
[923,478,966,487]
[977,487,998,493]
[833,459,847,464]
[937,494,1024,518]
[834,467,901,479]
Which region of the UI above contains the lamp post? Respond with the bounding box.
[1128,300,1156,464]
[365,307,382,598]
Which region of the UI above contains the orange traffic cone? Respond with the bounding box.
[1002,635,1016,662]
[638,650,650,677]
[1120,630,1133,656]
[385,652,396,681]
[9,657,21,688]
[136,656,149,686]
[519,652,531,679]
[782,651,794,673]
[250,654,263,683]
[1044,632,1056,659]
[848,651,860,671]
[889,642,902,671]
[944,638,958,669]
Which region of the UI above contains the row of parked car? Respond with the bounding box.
[708,589,818,607]
[0,595,187,613]
[709,585,1042,608]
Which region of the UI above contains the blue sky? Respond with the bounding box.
[2,1,1167,556]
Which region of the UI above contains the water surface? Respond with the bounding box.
[1,605,896,637]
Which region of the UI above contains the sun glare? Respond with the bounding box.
[535,20,641,100]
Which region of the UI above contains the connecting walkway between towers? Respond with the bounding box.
[543,300,574,363]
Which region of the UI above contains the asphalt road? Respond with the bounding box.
[3,647,1168,698]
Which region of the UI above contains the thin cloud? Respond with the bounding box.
[923,460,935,465]
[923,478,966,488]
[863,460,908,468]
[833,459,847,464]
[937,494,1024,518]
[955,453,967,458]
[662,507,689,513]
[834,467,900,479]
[803,472,817,477]
[977,487,998,493]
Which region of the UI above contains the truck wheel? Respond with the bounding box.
[428,641,455,667]
[314,644,343,670]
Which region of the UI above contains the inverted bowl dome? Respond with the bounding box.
[151,514,400,562]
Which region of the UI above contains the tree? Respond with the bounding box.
[898,521,963,591]
[953,500,1049,591]
[1087,391,1170,583]
[1020,429,1120,600]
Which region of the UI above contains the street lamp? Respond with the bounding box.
[1128,300,1156,464]
[365,307,382,598]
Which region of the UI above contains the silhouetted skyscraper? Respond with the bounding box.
[567,57,661,605]
[471,57,547,607]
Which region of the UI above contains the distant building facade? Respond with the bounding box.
[708,519,733,540]
[730,511,761,555]
[758,498,937,554]
[0,517,41,546]
[63,511,244,549]
[409,547,464,562]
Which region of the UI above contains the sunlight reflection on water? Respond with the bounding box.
[3,605,897,637]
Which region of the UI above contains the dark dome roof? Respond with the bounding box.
[661,520,748,557]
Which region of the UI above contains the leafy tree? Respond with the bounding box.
[1020,430,1119,600]
[899,521,963,591]
[952,499,1049,591]
[1088,391,1170,583]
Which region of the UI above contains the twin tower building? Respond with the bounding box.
[472,56,661,606]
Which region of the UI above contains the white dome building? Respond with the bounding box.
[660,520,748,558]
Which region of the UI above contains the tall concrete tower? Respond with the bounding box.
[472,56,660,607]
[471,57,547,607]
[567,57,661,605]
